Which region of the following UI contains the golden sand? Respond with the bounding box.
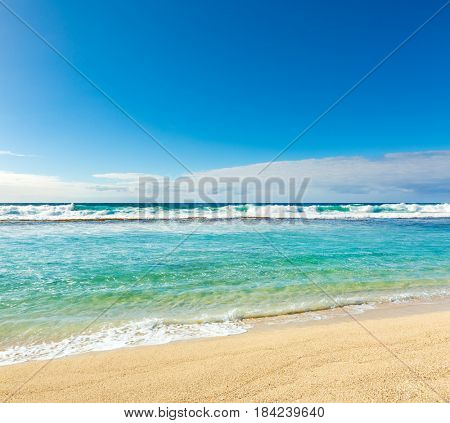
[1,301,449,403]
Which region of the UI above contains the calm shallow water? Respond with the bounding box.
[0,214,449,364]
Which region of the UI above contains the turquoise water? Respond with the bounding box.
[0,204,449,364]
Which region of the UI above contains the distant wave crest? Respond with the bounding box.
[0,202,450,221]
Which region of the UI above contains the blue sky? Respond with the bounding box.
[0,0,449,201]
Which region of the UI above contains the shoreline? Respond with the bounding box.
[1,295,448,368]
[245,295,450,327]
[1,298,449,402]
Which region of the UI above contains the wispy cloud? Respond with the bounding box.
[93,172,164,181]
[0,150,28,157]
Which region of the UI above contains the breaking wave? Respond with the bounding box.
[0,202,449,221]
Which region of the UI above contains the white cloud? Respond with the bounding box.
[192,150,450,202]
[0,150,449,202]
[0,171,137,202]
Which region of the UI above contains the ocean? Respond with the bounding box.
[0,203,449,365]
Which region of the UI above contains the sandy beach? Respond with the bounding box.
[0,299,448,403]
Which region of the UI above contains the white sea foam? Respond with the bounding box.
[0,303,380,365]
[0,319,249,366]
[0,203,450,221]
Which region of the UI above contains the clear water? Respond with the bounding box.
[0,204,449,365]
